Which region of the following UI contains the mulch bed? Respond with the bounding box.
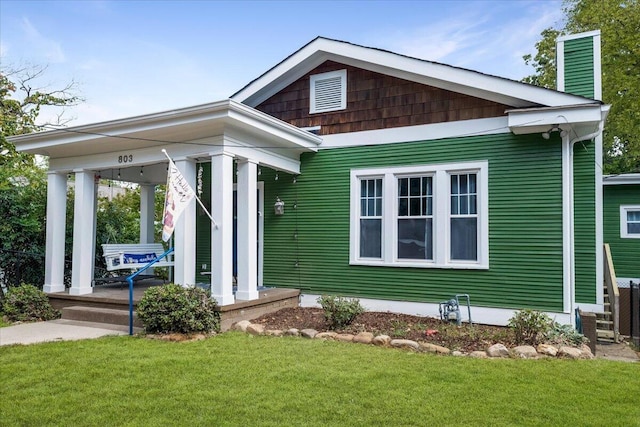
[253,307,518,352]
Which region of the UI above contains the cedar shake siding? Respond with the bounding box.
[255,61,510,135]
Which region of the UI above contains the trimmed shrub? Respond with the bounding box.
[2,284,60,322]
[317,295,365,329]
[137,284,220,334]
[545,322,588,346]
[508,309,553,345]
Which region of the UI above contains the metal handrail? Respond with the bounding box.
[125,247,174,335]
[603,244,620,342]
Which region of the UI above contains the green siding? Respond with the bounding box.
[262,133,565,311]
[563,37,595,98]
[573,140,597,303]
[604,184,640,278]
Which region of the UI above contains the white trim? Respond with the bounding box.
[349,161,489,269]
[574,303,604,313]
[557,30,602,43]
[299,294,572,327]
[620,205,640,238]
[557,38,565,92]
[232,37,594,109]
[593,33,602,100]
[310,69,346,114]
[603,173,640,185]
[320,117,509,149]
[595,133,604,306]
[561,136,573,314]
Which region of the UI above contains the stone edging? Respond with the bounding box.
[232,320,595,360]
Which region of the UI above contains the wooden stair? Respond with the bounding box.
[596,292,615,342]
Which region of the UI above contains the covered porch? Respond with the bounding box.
[12,99,320,305]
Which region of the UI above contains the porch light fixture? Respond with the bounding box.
[140,167,144,177]
[274,197,285,215]
[275,173,279,181]
[117,169,121,179]
[542,126,568,140]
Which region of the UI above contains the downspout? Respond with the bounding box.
[566,118,606,325]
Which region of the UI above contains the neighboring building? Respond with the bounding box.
[603,173,640,287]
[11,31,609,325]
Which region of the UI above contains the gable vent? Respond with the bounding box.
[310,69,346,114]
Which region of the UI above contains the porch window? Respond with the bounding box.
[620,205,640,238]
[350,161,488,269]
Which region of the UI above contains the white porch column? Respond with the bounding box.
[43,172,67,293]
[173,159,196,286]
[140,184,156,244]
[236,159,259,301]
[70,171,96,295]
[211,153,235,305]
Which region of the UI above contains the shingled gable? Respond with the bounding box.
[231,37,599,113]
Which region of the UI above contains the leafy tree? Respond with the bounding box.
[0,65,80,290]
[522,0,640,174]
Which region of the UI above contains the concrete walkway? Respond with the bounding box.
[0,319,140,346]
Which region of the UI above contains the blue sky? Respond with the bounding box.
[1,0,564,126]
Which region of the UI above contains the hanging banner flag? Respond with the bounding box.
[162,158,196,242]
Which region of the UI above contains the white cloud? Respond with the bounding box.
[0,41,7,58]
[21,17,65,63]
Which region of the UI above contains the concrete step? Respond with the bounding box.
[62,306,142,328]
[597,330,615,341]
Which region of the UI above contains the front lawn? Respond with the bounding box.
[1,333,638,426]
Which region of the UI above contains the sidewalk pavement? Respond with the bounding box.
[0,319,138,346]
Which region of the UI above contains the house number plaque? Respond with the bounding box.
[118,154,133,163]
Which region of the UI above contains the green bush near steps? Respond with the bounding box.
[1,284,60,322]
[137,284,220,334]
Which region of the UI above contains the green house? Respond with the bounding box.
[12,31,609,326]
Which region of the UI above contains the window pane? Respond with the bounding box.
[629,223,640,235]
[470,195,477,215]
[360,199,366,216]
[375,179,382,197]
[367,179,375,196]
[628,211,640,222]
[367,199,374,216]
[451,218,477,261]
[360,219,382,258]
[399,178,408,197]
[427,197,433,215]
[398,218,432,260]
[460,195,469,215]
[410,198,421,216]
[460,174,468,194]
[410,177,420,196]
[451,175,458,194]
[375,199,382,216]
[361,180,367,197]
[451,195,458,215]
[469,174,477,193]
[399,198,408,216]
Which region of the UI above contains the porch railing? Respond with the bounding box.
[126,247,174,335]
[603,243,620,342]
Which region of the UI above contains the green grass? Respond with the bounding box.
[1,333,639,426]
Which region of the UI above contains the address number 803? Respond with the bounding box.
[118,154,133,163]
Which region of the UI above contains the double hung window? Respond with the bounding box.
[620,205,640,238]
[350,161,488,269]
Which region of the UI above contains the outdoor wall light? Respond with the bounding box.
[542,126,568,140]
[274,197,285,216]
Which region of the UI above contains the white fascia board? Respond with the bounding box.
[557,30,601,43]
[508,104,606,135]
[233,37,596,109]
[321,117,509,149]
[603,174,640,185]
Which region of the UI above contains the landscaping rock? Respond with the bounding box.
[353,332,374,344]
[452,351,465,357]
[513,345,538,359]
[315,332,337,340]
[469,351,488,358]
[487,343,509,358]
[390,339,420,351]
[435,345,451,355]
[233,320,251,332]
[285,328,299,336]
[335,333,355,342]
[246,323,265,335]
[558,346,582,359]
[300,329,318,339]
[580,344,595,359]
[420,342,438,353]
[536,343,558,357]
[372,335,391,346]
[265,329,283,337]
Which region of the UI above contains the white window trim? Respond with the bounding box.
[620,205,640,238]
[349,160,489,269]
[310,69,347,114]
